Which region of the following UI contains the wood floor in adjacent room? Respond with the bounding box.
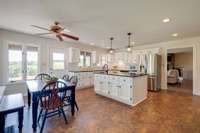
[6,86,200,133]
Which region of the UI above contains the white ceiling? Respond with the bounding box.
[0,0,200,48]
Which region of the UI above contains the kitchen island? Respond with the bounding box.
[94,72,148,106]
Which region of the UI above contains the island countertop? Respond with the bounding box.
[94,71,147,78]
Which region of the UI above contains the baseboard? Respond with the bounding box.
[132,96,147,107]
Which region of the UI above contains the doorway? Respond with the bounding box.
[167,47,193,94]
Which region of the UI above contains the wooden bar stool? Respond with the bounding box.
[0,93,25,133]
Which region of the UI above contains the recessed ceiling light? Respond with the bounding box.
[172,33,178,37]
[64,29,71,32]
[162,18,170,23]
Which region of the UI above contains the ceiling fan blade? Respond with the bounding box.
[56,35,63,41]
[61,33,79,41]
[31,25,50,31]
[34,33,52,36]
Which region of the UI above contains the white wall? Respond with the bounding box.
[132,36,200,95]
[0,29,107,95]
[0,29,106,83]
[174,52,193,80]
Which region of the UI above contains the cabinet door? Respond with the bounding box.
[94,75,101,92]
[69,48,80,63]
[108,76,118,97]
[118,77,132,102]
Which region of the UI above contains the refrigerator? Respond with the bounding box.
[147,53,162,91]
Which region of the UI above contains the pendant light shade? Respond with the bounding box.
[127,32,132,52]
[109,37,114,54]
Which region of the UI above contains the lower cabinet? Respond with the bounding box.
[94,74,133,105]
[69,72,94,89]
[94,74,148,106]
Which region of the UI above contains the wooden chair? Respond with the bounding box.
[37,80,68,133]
[63,76,79,111]
[62,74,70,81]
[35,73,52,81]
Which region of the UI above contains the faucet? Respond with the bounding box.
[102,64,109,73]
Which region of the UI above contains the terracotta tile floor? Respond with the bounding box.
[5,85,200,133]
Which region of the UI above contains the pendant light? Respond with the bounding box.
[109,37,114,54]
[127,32,132,52]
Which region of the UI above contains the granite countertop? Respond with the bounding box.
[69,70,105,73]
[94,71,147,77]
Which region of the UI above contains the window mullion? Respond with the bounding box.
[22,46,27,80]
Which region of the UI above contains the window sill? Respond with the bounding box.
[6,80,26,86]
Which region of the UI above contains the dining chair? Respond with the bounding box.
[35,73,52,81]
[62,74,70,81]
[37,80,68,133]
[63,76,79,111]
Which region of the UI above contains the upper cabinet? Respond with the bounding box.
[91,51,97,65]
[68,47,80,63]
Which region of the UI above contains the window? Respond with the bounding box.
[79,51,85,67]
[85,52,91,67]
[8,44,39,81]
[26,46,38,80]
[8,45,23,81]
[53,52,64,70]
[79,51,91,67]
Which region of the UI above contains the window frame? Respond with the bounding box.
[50,49,65,71]
[26,46,39,80]
[7,42,40,82]
[79,51,92,67]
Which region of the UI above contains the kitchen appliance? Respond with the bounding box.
[147,53,162,91]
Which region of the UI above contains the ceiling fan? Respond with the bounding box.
[31,21,79,41]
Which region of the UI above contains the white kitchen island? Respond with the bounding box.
[94,72,148,106]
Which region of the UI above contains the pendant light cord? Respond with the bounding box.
[110,37,114,49]
[127,32,131,47]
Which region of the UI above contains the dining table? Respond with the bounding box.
[26,79,76,132]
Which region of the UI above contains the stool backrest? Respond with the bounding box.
[35,73,51,81]
[62,74,70,81]
[69,76,78,87]
[39,80,68,110]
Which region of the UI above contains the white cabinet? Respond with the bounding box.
[69,72,94,89]
[68,47,80,63]
[94,74,133,105]
[94,74,148,106]
[114,52,128,64]
[91,51,96,65]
